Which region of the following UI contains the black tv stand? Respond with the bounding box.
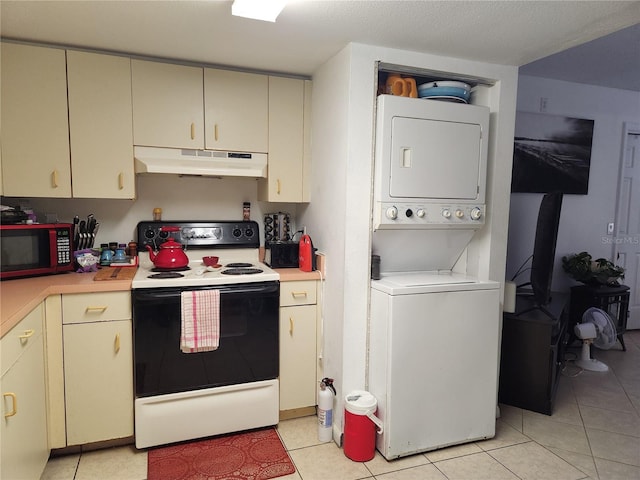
[499,292,569,415]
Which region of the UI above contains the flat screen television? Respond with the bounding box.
[520,191,563,316]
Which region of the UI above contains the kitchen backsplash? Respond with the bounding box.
[1,175,298,247]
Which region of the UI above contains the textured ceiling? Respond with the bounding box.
[1,1,639,90]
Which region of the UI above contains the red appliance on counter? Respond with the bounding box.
[0,223,74,280]
[299,234,317,272]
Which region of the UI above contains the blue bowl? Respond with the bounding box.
[417,86,470,101]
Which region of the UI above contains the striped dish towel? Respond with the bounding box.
[180,290,220,353]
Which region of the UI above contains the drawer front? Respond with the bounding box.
[62,291,131,324]
[1,303,44,376]
[280,281,316,307]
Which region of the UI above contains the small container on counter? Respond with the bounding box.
[153,208,162,221]
[243,202,251,221]
[127,241,138,256]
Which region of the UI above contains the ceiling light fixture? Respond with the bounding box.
[232,0,286,22]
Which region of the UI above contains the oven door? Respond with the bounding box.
[132,281,279,398]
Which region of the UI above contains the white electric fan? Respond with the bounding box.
[574,307,617,372]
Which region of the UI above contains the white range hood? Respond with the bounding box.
[134,146,268,178]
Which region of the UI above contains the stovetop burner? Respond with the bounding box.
[148,272,186,279]
[151,266,191,272]
[221,268,264,275]
[225,262,254,268]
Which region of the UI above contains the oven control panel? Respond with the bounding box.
[137,221,260,250]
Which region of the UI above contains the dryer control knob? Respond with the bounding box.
[386,206,398,220]
[470,207,483,220]
[405,209,413,218]
[416,209,426,218]
[455,209,464,219]
[442,209,451,219]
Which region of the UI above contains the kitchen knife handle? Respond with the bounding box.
[118,172,124,190]
[114,333,120,353]
[3,393,17,418]
[51,170,59,188]
[289,317,294,335]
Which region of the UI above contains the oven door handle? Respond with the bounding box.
[133,283,279,301]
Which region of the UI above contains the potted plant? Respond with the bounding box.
[562,251,625,287]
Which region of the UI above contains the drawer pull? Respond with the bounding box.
[3,393,17,418]
[118,172,125,190]
[19,329,35,340]
[52,170,59,188]
[289,317,294,335]
[277,179,281,195]
[85,306,108,313]
[291,291,308,298]
[214,124,219,141]
[115,333,121,353]
[190,122,195,140]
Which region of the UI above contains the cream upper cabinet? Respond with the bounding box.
[259,77,311,202]
[1,42,71,197]
[131,59,204,149]
[1,302,49,480]
[67,51,135,199]
[204,69,268,153]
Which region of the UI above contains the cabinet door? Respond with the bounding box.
[131,59,204,149]
[1,309,49,480]
[279,305,316,410]
[1,42,71,197]
[259,76,305,202]
[204,69,268,153]
[67,51,135,199]
[63,319,133,445]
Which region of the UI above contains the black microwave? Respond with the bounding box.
[0,223,74,280]
[264,241,299,268]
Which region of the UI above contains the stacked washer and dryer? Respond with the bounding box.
[369,94,501,459]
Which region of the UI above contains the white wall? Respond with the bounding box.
[506,75,640,292]
[3,175,297,246]
[299,42,518,440]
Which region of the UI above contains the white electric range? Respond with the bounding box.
[131,220,281,448]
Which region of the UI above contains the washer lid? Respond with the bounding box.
[371,271,499,295]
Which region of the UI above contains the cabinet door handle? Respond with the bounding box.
[52,170,59,188]
[277,179,281,195]
[18,329,35,340]
[114,333,121,353]
[214,124,219,141]
[289,317,294,335]
[291,291,308,298]
[190,122,195,140]
[3,393,17,418]
[85,306,108,313]
[118,172,124,190]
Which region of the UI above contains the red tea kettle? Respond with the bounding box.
[145,227,189,269]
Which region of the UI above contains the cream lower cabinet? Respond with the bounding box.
[1,302,49,480]
[61,292,133,446]
[259,77,312,202]
[279,281,318,417]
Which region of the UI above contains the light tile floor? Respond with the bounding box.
[42,330,640,480]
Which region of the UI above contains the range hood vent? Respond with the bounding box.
[134,146,268,178]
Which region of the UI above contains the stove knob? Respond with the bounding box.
[442,209,451,219]
[405,208,413,218]
[232,228,242,238]
[245,228,254,237]
[470,207,483,220]
[386,206,398,220]
[416,209,426,218]
[159,230,169,239]
[144,229,155,239]
[455,209,464,219]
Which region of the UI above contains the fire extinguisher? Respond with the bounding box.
[318,377,336,442]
